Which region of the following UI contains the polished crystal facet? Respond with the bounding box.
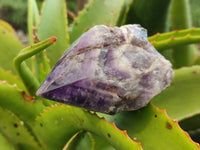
[36,24,174,114]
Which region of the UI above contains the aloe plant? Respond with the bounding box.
[0,0,200,149]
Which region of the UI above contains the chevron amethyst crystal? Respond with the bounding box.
[36,24,174,114]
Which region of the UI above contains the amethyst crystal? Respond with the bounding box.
[36,24,174,114]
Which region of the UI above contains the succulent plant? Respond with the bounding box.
[0,0,200,149]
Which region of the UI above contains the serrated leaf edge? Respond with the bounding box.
[152,103,200,148]
[35,104,143,149]
[0,107,42,149]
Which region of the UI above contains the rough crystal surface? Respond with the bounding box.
[36,24,174,114]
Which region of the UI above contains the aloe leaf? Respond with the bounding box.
[37,51,51,82]
[0,20,24,74]
[66,132,115,150]
[33,105,142,150]
[0,132,15,150]
[87,133,115,150]
[148,28,200,52]
[63,131,87,150]
[152,66,200,121]
[75,132,94,150]
[0,20,16,34]
[126,0,171,35]
[28,0,51,82]
[171,0,197,68]
[0,81,45,124]
[0,106,42,150]
[192,55,200,65]
[66,0,77,24]
[28,0,39,45]
[32,49,51,83]
[69,0,125,43]
[172,44,196,68]
[38,0,69,66]
[13,37,57,96]
[0,67,25,91]
[191,0,200,27]
[117,0,133,26]
[108,104,200,149]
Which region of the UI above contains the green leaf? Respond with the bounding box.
[126,0,171,35]
[28,0,40,45]
[33,105,142,150]
[0,132,15,150]
[107,104,200,150]
[171,0,197,68]
[14,36,57,96]
[70,0,125,43]
[148,28,200,52]
[87,133,115,150]
[0,106,42,150]
[152,66,200,121]
[34,51,51,83]
[0,67,26,91]
[65,132,115,150]
[66,0,77,24]
[0,20,24,74]
[0,20,16,34]
[117,0,133,26]
[191,0,200,27]
[63,131,87,150]
[192,55,200,65]
[38,0,69,66]
[0,81,45,124]
[28,0,51,82]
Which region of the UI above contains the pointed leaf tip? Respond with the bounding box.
[50,36,57,43]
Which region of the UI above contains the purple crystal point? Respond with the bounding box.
[36,24,174,114]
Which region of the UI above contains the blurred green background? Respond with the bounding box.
[1,0,200,33]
